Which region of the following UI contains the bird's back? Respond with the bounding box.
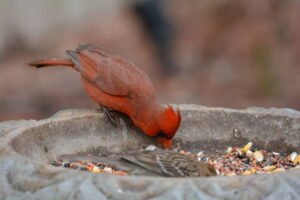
[67,44,156,99]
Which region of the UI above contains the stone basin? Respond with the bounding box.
[0,104,299,199]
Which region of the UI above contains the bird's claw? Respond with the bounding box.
[100,106,119,127]
[100,106,128,139]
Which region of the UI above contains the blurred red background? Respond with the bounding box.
[0,0,300,121]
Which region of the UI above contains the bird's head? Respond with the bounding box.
[156,105,181,148]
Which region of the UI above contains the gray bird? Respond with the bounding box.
[60,150,217,177]
[120,150,217,177]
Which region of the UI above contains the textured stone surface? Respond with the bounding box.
[0,104,299,199]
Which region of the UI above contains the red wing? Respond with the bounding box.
[67,44,136,96]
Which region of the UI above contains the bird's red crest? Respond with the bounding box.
[159,105,181,139]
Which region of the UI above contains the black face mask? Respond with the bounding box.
[156,131,173,139]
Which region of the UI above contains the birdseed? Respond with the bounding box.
[50,142,299,176]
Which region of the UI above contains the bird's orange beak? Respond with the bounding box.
[157,137,173,149]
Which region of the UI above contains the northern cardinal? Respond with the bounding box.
[29,44,181,148]
[60,150,217,177]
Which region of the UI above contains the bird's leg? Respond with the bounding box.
[118,116,128,140]
[98,106,128,139]
[99,106,119,127]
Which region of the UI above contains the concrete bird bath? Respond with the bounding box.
[0,104,299,199]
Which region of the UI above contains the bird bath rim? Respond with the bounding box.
[0,104,299,199]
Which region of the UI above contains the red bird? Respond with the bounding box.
[29,44,181,148]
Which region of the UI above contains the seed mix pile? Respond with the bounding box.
[51,142,300,176]
[51,159,128,175]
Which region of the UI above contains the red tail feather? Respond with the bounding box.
[28,59,74,68]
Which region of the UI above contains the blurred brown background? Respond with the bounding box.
[0,0,300,121]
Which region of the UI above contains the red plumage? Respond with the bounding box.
[29,44,181,148]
